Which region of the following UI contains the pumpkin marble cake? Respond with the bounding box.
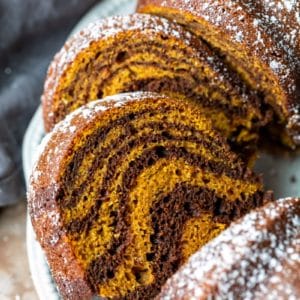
[137,0,300,147]
[159,197,300,300]
[29,92,269,299]
[42,13,270,151]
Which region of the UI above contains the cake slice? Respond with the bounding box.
[159,197,300,299]
[137,0,300,148]
[42,14,270,155]
[29,92,270,299]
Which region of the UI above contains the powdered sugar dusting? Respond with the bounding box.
[28,129,56,204]
[159,197,300,299]
[65,91,166,120]
[270,60,283,72]
[48,92,159,134]
[283,0,297,12]
[234,31,244,42]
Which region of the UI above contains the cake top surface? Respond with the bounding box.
[54,13,193,71]
[159,197,300,299]
[157,0,299,65]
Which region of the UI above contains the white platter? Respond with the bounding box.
[22,0,300,298]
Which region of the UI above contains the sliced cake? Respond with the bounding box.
[42,14,271,155]
[29,92,270,299]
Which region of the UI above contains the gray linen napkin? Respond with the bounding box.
[0,0,99,206]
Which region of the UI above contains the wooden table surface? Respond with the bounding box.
[0,200,38,300]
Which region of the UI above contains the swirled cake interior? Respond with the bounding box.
[44,15,267,150]
[49,94,264,299]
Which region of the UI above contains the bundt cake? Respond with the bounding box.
[28,92,270,299]
[137,0,300,148]
[42,13,271,153]
[158,197,300,299]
